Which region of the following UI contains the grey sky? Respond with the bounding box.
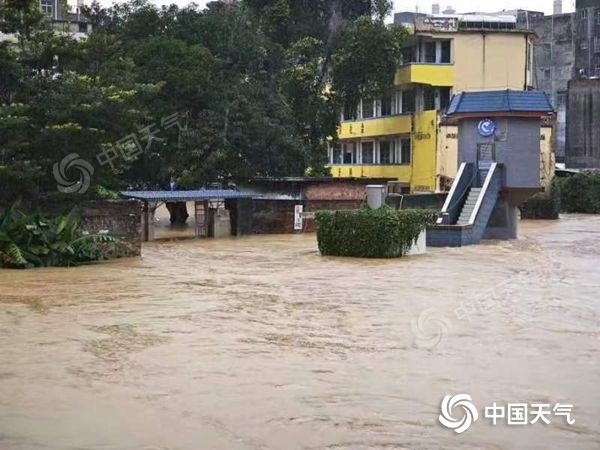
[95,0,576,16]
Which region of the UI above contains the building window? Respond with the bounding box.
[544,68,551,80]
[40,0,54,15]
[556,91,567,107]
[579,9,587,20]
[400,138,411,164]
[361,141,375,164]
[78,22,88,33]
[439,87,451,111]
[331,147,342,164]
[381,95,393,116]
[597,10,600,24]
[595,37,600,53]
[401,46,415,64]
[423,87,436,111]
[424,41,436,63]
[342,142,357,164]
[401,89,415,114]
[596,65,600,77]
[342,103,357,122]
[580,39,589,50]
[440,41,451,63]
[361,98,374,119]
[379,140,395,164]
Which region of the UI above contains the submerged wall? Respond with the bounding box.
[79,200,142,257]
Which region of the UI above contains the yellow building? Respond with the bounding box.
[328,13,549,193]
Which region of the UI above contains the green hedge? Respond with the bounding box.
[520,180,561,219]
[315,206,438,258]
[556,172,600,214]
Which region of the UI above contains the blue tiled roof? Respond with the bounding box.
[447,90,554,115]
[120,189,255,202]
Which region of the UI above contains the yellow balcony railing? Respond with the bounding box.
[329,164,412,182]
[338,115,412,140]
[395,63,454,87]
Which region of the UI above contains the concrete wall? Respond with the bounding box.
[574,2,600,79]
[530,13,575,161]
[436,124,459,190]
[386,193,447,210]
[540,125,556,188]
[458,117,541,188]
[452,32,531,92]
[410,110,438,192]
[79,200,142,257]
[566,79,600,168]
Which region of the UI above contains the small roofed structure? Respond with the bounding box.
[121,189,254,241]
[428,90,554,246]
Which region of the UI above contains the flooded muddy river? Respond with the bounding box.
[0,215,599,450]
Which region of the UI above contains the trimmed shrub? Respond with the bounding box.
[315,206,437,258]
[556,172,600,214]
[520,180,561,219]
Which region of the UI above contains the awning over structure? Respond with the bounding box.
[120,189,255,202]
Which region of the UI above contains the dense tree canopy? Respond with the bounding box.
[0,0,405,203]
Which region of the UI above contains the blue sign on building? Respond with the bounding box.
[477,119,496,137]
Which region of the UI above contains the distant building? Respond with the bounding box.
[0,0,91,41]
[327,12,543,193]
[574,0,600,79]
[41,0,91,38]
[566,79,600,168]
[527,11,575,162]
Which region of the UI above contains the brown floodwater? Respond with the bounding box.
[0,214,599,450]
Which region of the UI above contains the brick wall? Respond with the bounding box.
[304,182,367,201]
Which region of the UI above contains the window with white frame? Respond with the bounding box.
[379,140,395,164]
[439,87,451,111]
[440,41,451,63]
[361,98,375,119]
[330,145,342,164]
[400,138,411,164]
[342,103,357,122]
[361,141,375,164]
[381,95,393,116]
[401,89,415,114]
[423,87,436,111]
[342,142,357,164]
[40,0,54,15]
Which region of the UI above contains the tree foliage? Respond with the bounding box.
[0,203,121,268]
[1,0,406,200]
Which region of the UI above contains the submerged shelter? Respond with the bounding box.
[428,90,554,246]
[120,190,254,241]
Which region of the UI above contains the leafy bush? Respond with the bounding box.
[0,204,121,269]
[315,206,438,258]
[556,172,600,214]
[520,180,561,219]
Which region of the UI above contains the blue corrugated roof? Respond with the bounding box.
[447,90,554,115]
[120,189,255,202]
